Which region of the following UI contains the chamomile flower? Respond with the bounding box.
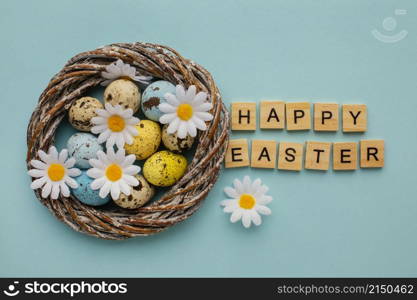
[159,85,213,139]
[101,59,152,86]
[221,176,272,228]
[91,103,140,149]
[87,147,141,200]
[28,146,81,199]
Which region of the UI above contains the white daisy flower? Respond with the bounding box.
[87,147,141,200]
[101,59,152,86]
[28,146,81,199]
[159,85,214,139]
[221,176,272,228]
[91,103,140,149]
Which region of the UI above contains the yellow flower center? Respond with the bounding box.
[108,115,125,132]
[47,164,65,181]
[177,104,193,121]
[239,194,256,210]
[105,164,123,182]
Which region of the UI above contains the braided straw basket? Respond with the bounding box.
[26,42,229,240]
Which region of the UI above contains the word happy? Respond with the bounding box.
[225,101,384,170]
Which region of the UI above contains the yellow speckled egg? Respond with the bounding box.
[143,150,188,187]
[114,175,155,209]
[69,97,103,131]
[161,124,194,153]
[124,120,161,160]
[104,79,141,112]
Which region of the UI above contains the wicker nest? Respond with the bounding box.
[26,42,229,240]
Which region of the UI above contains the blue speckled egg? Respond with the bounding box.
[67,133,103,169]
[141,80,176,121]
[72,171,111,206]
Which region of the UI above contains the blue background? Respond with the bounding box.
[1,0,416,277]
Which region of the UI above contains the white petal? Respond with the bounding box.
[89,158,106,170]
[38,150,52,164]
[243,176,251,193]
[224,187,239,198]
[123,131,133,145]
[60,182,70,197]
[230,209,243,223]
[58,149,68,163]
[99,181,111,198]
[256,205,272,215]
[195,111,213,121]
[191,116,207,131]
[164,93,179,106]
[258,195,272,205]
[64,176,78,189]
[223,204,238,213]
[123,175,139,186]
[186,120,197,137]
[110,182,120,200]
[233,179,244,194]
[126,125,139,136]
[177,121,187,139]
[122,154,136,167]
[185,85,196,102]
[91,177,107,190]
[250,210,262,226]
[194,103,212,112]
[67,168,81,177]
[220,199,236,207]
[115,133,125,149]
[242,212,252,228]
[159,113,177,124]
[106,134,116,149]
[91,116,107,125]
[28,169,45,178]
[97,150,111,165]
[30,159,47,170]
[87,168,104,179]
[105,102,116,114]
[166,118,180,134]
[97,130,111,144]
[48,146,58,160]
[115,148,126,163]
[119,180,131,196]
[91,124,108,134]
[123,165,141,176]
[176,85,186,101]
[252,178,262,193]
[95,108,110,117]
[192,91,207,106]
[30,177,47,189]
[159,103,176,113]
[121,108,133,118]
[64,157,76,168]
[41,182,52,198]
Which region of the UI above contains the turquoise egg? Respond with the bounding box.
[72,171,110,206]
[67,133,103,169]
[141,80,176,121]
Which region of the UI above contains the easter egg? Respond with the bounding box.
[67,133,103,169]
[69,97,103,131]
[124,120,161,160]
[141,80,176,121]
[104,79,141,112]
[143,150,187,187]
[114,175,155,209]
[161,124,194,153]
[72,171,111,206]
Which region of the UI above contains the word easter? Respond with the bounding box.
[225,101,384,170]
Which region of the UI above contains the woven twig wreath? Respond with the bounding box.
[26,42,229,240]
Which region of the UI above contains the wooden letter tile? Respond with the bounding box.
[260,101,285,129]
[251,140,277,169]
[305,141,331,170]
[231,102,257,130]
[333,142,357,170]
[277,142,304,171]
[225,139,250,168]
[314,103,339,131]
[286,102,311,130]
[342,104,367,132]
[360,140,384,168]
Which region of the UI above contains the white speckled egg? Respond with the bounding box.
[141,80,176,121]
[104,79,141,112]
[69,97,103,131]
[67,133,103,169]
[114,175,155,209]
[161,124,194,153]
